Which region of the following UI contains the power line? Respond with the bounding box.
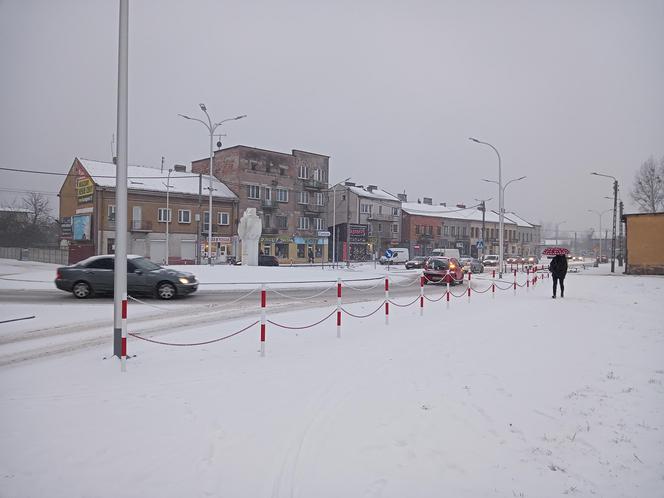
[0,165,201,180]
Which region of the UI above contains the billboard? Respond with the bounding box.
[72,214,91,241]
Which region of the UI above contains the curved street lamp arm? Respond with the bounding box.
[178,114,211,132]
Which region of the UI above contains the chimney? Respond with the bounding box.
[397,193,407,202]
[439,202,447,207]
[423,197,432,205]
[344,181,355,187]
[173,164,187,172]
[456,203,466,209]
[367,185,377,192]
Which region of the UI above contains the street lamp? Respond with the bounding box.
[588,208,612,264]
[328,176,351,268]
[163,168,173,265]
[591,172,619,272]
[481,175,526,270]
[552,220,566,245]
[470,137,506,277]
[473,197,492,260]
[179,106,246,265]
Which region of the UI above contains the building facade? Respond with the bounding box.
[59,158,238,264]
[192,146,330,263]
[622,212,664,275]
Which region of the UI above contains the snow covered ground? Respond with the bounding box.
[1,259,663,497]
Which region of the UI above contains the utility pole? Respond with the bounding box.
[196,172,202,265]
[480,200,486,260]
[610,180,618,272]
[618,200,624,268]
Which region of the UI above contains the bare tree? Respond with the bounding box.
[21,192,51,225]
[630,156,664,213]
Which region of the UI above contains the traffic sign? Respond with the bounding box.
[317,230,331,237]
[384,249,394,258]
[476,240,484,249]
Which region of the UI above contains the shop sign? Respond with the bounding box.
[348,223,368,244]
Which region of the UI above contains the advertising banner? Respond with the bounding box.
[72,214,91,241]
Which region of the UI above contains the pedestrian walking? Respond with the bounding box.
[308,247,314,264]
[549,254,568,299]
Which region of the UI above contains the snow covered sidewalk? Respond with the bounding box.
[1,271,662,497]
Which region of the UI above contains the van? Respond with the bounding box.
[430,248,460,259]
[379,247,410,265]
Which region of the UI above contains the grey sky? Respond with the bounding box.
[1,0,663,237]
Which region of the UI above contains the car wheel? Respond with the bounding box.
[72,281,92,299]
[156,282,176,300]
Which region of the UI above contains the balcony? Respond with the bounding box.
[303,179,325,190]
[262,199,276,210]
[130,220,152,232]
[304,204,325,214]
[263,227,279,235]
[368,213,396,222]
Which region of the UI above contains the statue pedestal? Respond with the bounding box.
[238,208,262,266]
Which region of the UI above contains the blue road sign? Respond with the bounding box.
[384,249,394,258]
[476,240,484,250]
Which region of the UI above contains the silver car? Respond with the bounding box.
[55,255,198,299]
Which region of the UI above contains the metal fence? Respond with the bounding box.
[0,246,69,265]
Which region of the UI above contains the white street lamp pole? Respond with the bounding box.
[588,209,611,263]
[329,177,351,268]
[470,138,504,277]
[164,168,172,265]
[179,107,246,265]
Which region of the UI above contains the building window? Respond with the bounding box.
[264,187,272,201]
[360,203,371,214]
[462,226,467,237]
[276,188,288,203]
[415,225,420,235]
[378,223,383,233]
[277,215,288,229]
[315,192,324,206]
[392,224,398,234]
[249,160,258,171]
[312,169,321,181]
[158,208,171,223]
[218,212,229,225]
[297,191,309,205]
[314,218,324,230]
[437,226,441,236]
[378,205,383,214]
[443,226,449,236]
[247,185,260,199]
[392,207,399,216]
[263,214,271,228]
[298,165,308,179]
[298,217,309,230]
[107,205,115,222]
[178,209,191,224]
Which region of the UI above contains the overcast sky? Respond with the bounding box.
[1,0,663,236]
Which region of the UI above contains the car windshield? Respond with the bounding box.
[429,259,449,270]
[131,257,162,271]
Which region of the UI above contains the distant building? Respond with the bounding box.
[58,158,237,263]
[622,212,664,275]
[192,146,330,263]
[0,207,31,224]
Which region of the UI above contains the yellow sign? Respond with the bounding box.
[76,177,93,204]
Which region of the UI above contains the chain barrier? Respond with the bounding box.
[267,285,335,301]
[388,296,421,308]
[471,284,493,294]
[424,293,447,303]
[390,277,421,288]
[449,288,467,298]
[341,301,387,319]
[267,309,337,330]
[341,279,385,291]
[128,320,259,347]
[0,315,36,324]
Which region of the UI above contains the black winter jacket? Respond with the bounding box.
[549,255,568,278]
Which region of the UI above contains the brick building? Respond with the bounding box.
[59,158,237,263]
[192,146,330,263]
[622,212,664,275]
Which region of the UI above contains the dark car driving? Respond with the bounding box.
[55,255,198,299]
[405,256,428,269]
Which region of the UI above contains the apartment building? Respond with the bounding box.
[59,158,238,263]
[192,146,330,263]
[328,182,401,261]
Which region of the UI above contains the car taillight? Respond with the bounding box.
[56,270,62,279]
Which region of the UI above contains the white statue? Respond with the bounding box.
[238,208,262,266]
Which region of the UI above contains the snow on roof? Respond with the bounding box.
[347,186,399,202]
[78,159,237,199]
[401,202,506,224]
[0,207,32,213]
[502,211,536,229]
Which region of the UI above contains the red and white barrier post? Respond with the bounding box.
[260,284,266,357]
[446,280,450,310]
[492,269,496,298]
[121,292,127,372]
[420,275,425,316]
[526,267,530,291]
[336,277,342,338]
[467,271,472,302]
[384,275,390,325]
[513,269,517,295]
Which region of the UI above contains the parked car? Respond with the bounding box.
[405,256,428,269]
[483,254,500,267]
[430,248,460,259]
[258,255,279,266]
[525,255,539,264]
[460,257,484,273]
[55,255,198,299]
[423,257,464,285]
[379,248,410,265]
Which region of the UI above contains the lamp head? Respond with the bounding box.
[178,113,191,120]
[234,114,247,120]
[469,137,480,143]
[199,103,207,111]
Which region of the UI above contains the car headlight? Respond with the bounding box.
[178,277,189,284]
